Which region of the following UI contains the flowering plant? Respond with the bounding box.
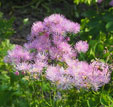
[5,14,111,92]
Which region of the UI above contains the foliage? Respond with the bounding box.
[0,12,15,41]
[73,0,111,5]
[74,0,97,5]
[79,7,113,63]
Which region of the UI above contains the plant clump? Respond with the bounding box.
[5,14,111,91]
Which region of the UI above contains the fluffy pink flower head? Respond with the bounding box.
[58,42,72,53]
[64,20,80,34]
[74,40,89,53]
[44,14,64,25]
[46,66,61,82]
[31,21,44,37]
[16,62,31,71]
[69,61,92,88]
[90,61,111,90]
[29,63,45,74]
[51,24,65,35]
[28,35,50,52]
[46,66,73,89]
[44,14,80,35]
[7,45,31,63]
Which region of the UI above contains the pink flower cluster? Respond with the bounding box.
[5,14,111,91]
[46,60,110,91]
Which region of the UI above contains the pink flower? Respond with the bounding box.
[21,71,26,75]
[14,71,19,76]
[31,21,44,37]
[44,14,64,25]
[8,45,31,63]
[16,62,31,71]
[46,66,61,82]
[74,40,89,53]
[90,61,111,90]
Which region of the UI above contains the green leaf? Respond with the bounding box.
[106,21,113,32]
[96,43,104,52]
[83,9,97,17]
[89,40,98,57]
[42,82,51,92]
[23,18,29,25]
[87,97,100,107]
[100,92,113,106]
